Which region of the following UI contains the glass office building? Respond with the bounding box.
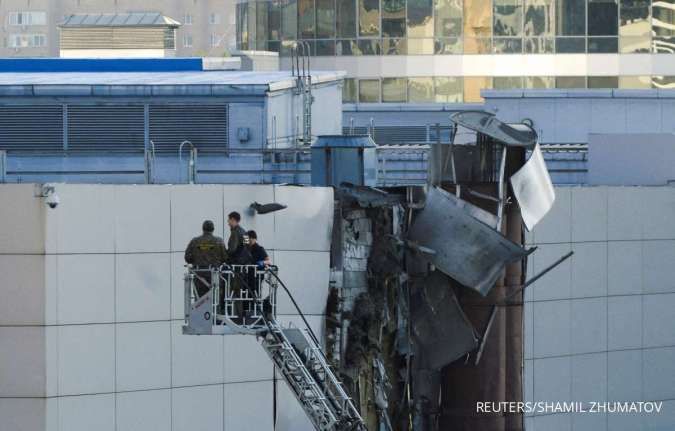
[236,0,675,103]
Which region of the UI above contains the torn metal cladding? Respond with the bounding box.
[337,182,405,208]
[408,187,534,296]
[510,144,556,231]
[410,270,478,369]
[450,111,538,148]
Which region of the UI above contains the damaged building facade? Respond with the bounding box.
[316,112,556,431]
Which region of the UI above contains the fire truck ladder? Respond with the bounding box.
[183,265,366,431]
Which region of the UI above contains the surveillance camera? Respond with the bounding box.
[45,192,60,209]
[37,185,59,209]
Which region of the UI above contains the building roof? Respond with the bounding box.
[0,70,345,97]
[61,13,181,28]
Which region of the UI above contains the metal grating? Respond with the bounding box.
[68,105,145,151]
[149,105,228,153]
[343,125,454,145]
[0,105,63,151]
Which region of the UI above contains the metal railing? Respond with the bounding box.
[183,264,278,335]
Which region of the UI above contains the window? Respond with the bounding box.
[652,0,675,53]
[382,0,406,37]
[619,0,650,52]
[337,0,357,38]
[556,0,585,35]
[588,0,618,35]
[8,11,47,26]
[183,34,193,48]
[619,75,651,88]
[434,77,463,102]
[408,0,434,37]
[382,77,407,102]
[209,13,221,25]
[8,33,46,48]
[359,79,381,102]
[494,0,523,36]
[464,0,492,53]
[435,0,462,37]
[524,76,554,88]
[184,13,193,25]
[268,0,282,40]
[343,78,358,102]
[359,0,380,37]
[408,77,434,102]
[555,76,586,88]
[587,76,619,88]
[298,0,316,38]
[493,76,523,89]
[317,0,336,38]
[524,0,554,36]
[463,76,492,103]
[211,33,221,47]
[282,0,298,39]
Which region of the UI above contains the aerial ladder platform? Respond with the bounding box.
[182,265,367,431]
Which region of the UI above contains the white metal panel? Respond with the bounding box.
[45,184,116,254]
[533,356,572,404]
[56,254,115,324]
[0,184,45,254]
[169,185,224,253]
[607,350,642,401]
[510,145,556,231]
[57,324,115,396]
[533,300,571,357]
[274,251,329,315]
[116,321,171,392]
[0,255,45,325]
[0,398,48,431]
[570,298,607,355]
[531,186,571,244]
[273,186,333,251]
[171,385,224,431]
[58,394,115,431]
[643,240,675,294]
[171,320,224,387]
[607,187,643,240]
[607,241,642,295]
[115,186,171,253]
[642,347,675,401]
[608,296,642,350]
[643,294,675,347]
[116,389,171,431]
[0,327,46,397]
[571,242,608,298]
[115,253,171,322]
[224,381,274,431]
[224,334,273,382]
[571,353,607,403]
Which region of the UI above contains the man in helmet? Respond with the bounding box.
[184,220,228,297]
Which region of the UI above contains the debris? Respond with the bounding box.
[410,270,478,369]
[510,144,556,231]
[408,187,534,296]
[250,201,287,214]
[338,182,405,207]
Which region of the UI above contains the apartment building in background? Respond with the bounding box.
[236,0,675,102]
[0,0,235,58]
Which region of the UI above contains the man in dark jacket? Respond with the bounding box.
[184,220,228,297]
[247,230,271,268]
[227,211,251,265]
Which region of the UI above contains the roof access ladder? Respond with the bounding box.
[182,265,366,431]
